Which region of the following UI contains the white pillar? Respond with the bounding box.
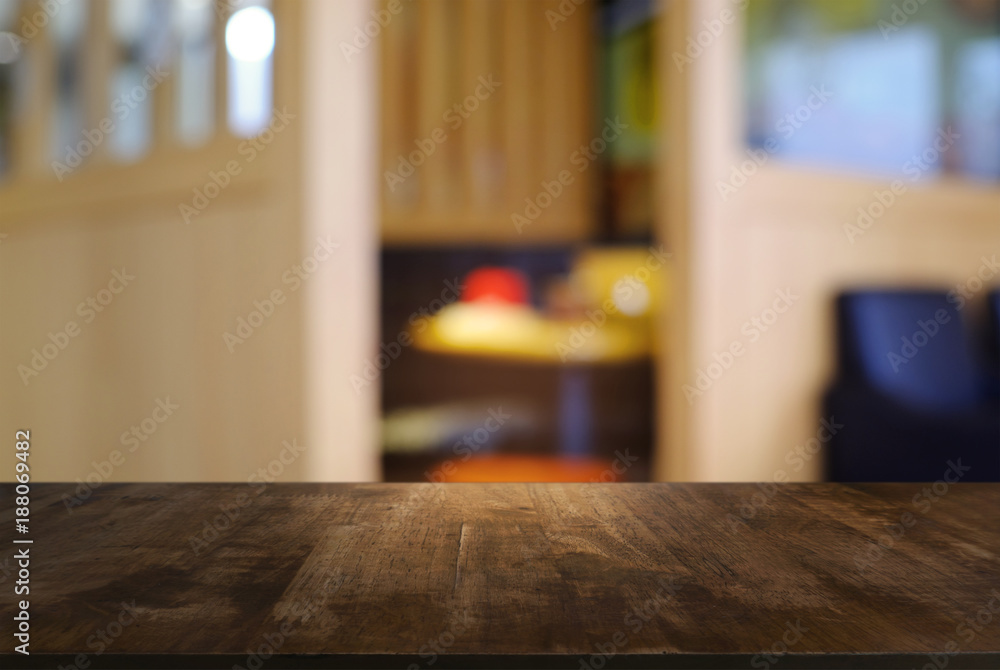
[301,0,380,481]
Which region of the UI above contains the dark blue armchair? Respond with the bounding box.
[824,291,999,482]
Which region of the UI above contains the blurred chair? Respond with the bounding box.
[824,291,999,482]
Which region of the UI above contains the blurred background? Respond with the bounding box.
[0,0,997,485]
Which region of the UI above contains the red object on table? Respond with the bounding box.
[462,267,530,305]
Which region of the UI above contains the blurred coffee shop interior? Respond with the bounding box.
[0,0,998,485]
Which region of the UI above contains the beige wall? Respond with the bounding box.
[0,193,307,483]
[657,0,1000,482]
[0,0,381,484]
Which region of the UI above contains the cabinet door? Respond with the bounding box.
[380,0,595,244]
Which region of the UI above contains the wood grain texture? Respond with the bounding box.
[1,483,999,669]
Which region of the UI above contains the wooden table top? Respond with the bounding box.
[2,483,999,669]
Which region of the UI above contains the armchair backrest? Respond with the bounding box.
[836,291,983,409]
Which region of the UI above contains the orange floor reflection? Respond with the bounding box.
[434,455,618,483]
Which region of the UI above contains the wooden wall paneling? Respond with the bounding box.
[540,0,573,228]
[213,1,228,138]
[380,0,408,216]
[82,0,112,165]
[381,0,595,244]
[14,1,55,177]
[459,0,491,225]
[416,0,449,214]
[501,0,533,234]
[480,0,505,212]
[566,0,592,230]
[152,29,176,155]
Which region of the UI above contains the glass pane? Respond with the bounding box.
[0,0,23,178]
[955,36,1000,179]
[173,0,214,145]
[745,0,1000,182]
[108,0,172,163]
[50,0,88,170]
[225,1,274,137]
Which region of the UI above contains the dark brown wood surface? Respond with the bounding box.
[2,483,999,669]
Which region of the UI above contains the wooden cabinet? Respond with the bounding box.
[379,0,596,244]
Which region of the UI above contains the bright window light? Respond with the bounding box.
[225,6,274,63]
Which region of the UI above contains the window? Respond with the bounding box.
[745,0,1000,181]
[224,1,274,137]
